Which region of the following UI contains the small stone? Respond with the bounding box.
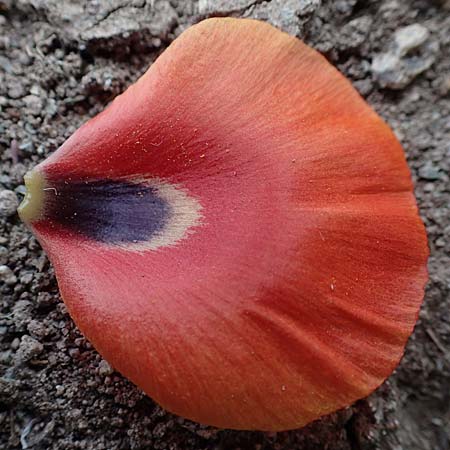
[338,16,373,51]
[69,408,82,419]
[12,300,33,330]
[394,24,429,57]
[27,320,49,339]
[0,377,19,405]
[418,162,441,181]
[0,265,17,285]
[334,0,358,15]
[37,292,54,308]
[55,384,65,396]
[0,246,8,264]
[23,94,44,116]
[248,0,320,36]
[98,359,114,376]
[30,84,41,96]
[19,272,34,285]
[15,335,44,363]
[435,237,445,248]
[7,82,26,99]
[80,1,177,50]
[0,190,19,217]
[353,79,373,96]
[371,23,438,89]
[438,75,450,96]
[78,420,89,430]
[11,337,20,350]
[198,0,254,14]
[19,140,34,153]
[15,185,27,196]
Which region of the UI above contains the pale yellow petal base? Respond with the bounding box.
[18,170,46,223]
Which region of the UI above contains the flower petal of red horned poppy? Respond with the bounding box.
[18,18,428,431]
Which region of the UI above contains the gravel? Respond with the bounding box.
[0,264,17,285]
[372,23,440,89]
[0,189,19,217]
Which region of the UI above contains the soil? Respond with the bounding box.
[0,1,449,449]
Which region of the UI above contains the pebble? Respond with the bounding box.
[98,359,114,377]
[0,265,17,285]
[198,0,255,14]
[12,300,33,330]
[23,94,45,116]
[437,75,450,96]
[435,237,445,248]
[55,384,65,396]
[372,23,438,89]
[353,79,373,96]
[0,246,7,264]
[0,377,19,404]
[27,319,50,339]
[338,15,373,50]
[419,162,441,181]
[11,337,20,350]
[199,0,320,35]
[394,24,429,56]
[19,272,34,285]
[0,189,19,217]
[15,335,44,364]
[7,82,26,99]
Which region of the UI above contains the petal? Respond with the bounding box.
[24,18,428,430]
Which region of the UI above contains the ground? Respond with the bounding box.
[0,0,449,449]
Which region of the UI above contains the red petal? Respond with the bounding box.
[25,18,428,430]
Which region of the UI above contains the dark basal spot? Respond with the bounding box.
[44,180,170,244]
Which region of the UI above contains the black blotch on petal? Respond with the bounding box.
[44,180,170,244]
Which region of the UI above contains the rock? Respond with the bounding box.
[245,0,321,36]
[394,24,429,56]
[81,67,128,97]
[19,271,34,285]
[12,299,33,331]
[14,335,44,364]
[0,264,17,285]
[353,79,373,96]
[27,320,50,339]
[0,377,19,405]
[337,15,373,51]
[13,0,177,56]
[98,359,114,377]
[372,24,439,89]
[7,81,26,99]
[199,0,321,35]
[81,1,178,55]
[334,0,358,15]
[419,162,441,181]
[23,94,45,116]
[198,0,255,14]
[0,54,13,73]
[0,246,7,264]
[437,75,450,96]
[0,189,19,217]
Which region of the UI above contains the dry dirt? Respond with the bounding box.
[0,1,449,449]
